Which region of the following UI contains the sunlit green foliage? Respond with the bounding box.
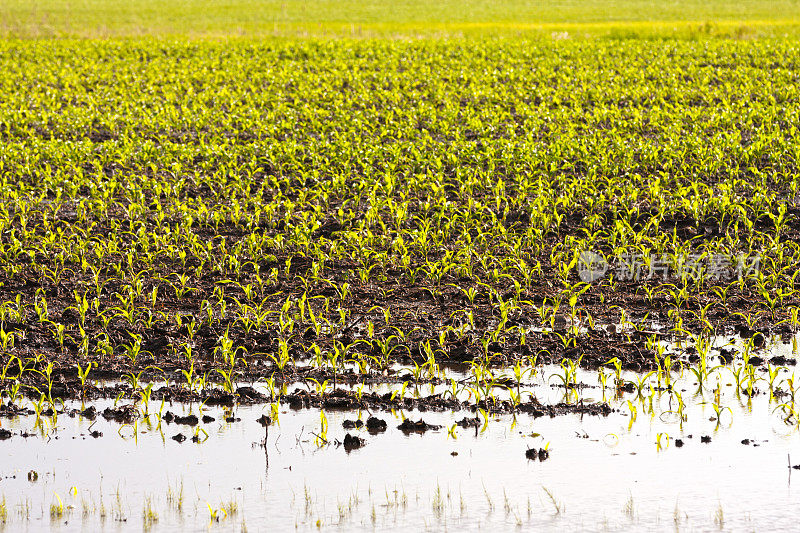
[0,38,798,408]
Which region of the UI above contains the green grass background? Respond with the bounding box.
[2,0,799,38]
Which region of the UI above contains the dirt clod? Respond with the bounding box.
[164,411,198,426]
[343,433,364,451]
[525,448,549,461]
[366,417,387,432]
[102,404,138,424]
[455,416,480,428]
[398,419,441,433]
[79,406,97,420]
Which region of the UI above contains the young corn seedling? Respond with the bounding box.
[314,410,329,446]
[120,333,148,365]
[267,338,293,374]
[604,357,625,392]
[76,361,96,397]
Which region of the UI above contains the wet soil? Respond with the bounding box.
[1,214,798,408]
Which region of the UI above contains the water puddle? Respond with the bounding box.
[2,358,800,531]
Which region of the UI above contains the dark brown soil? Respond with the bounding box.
[1,212,796,409]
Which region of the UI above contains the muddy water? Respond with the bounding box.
[1,365,799,532]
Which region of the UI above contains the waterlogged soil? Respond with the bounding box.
[5,264,798,398]
[5,320,797,409]
[2,382,614,422]
[2,217,799,403]
[4,256,796,364]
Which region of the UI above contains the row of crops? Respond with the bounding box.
[0,39,798,402]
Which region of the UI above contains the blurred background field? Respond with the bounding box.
[2,0,799,39]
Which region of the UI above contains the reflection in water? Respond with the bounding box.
[0,360,798,531]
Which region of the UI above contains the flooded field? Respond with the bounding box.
[3,339,800,532]
[3,31,800,533]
